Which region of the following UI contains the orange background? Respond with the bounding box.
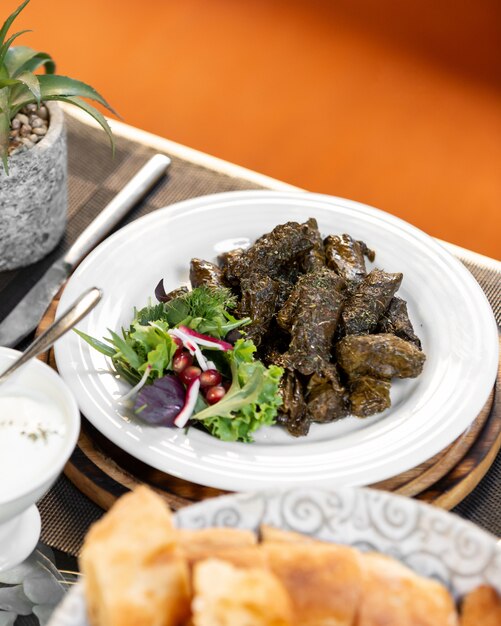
[8,0,501,258]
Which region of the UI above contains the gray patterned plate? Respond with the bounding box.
[49,488,501,625]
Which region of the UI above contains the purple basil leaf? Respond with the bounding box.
[134,375,185,426]
[155,278,169,302]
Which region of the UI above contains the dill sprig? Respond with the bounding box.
[180,286,237,318]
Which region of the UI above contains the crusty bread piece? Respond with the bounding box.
[192,558,293,626]
[80,486,190,626]
[460,584,501,626]
[177,527,263,570]
[355,553,458,626]
[177,527,257,545]
[262,541,363,626]
[181,543,267,570]
[260,525,317,543]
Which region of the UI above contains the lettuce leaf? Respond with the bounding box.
[76,318,178,383]
[194,339,283,442]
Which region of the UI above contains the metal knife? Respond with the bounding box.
[0,153,171,348]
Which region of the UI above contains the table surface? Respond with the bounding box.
[0,107,499,624]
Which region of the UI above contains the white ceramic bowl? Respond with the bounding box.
[0,347,80,570]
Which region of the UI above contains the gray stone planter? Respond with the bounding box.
[0,102,67,271]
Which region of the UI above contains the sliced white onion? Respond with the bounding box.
[191,342,210,371]
[185,336,225,349]
[168,328,209,371]
[117,365,152,405]
[174,378,201,428]
[178,325,232,351]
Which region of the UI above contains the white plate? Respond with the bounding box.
[49,487,501,626]
[54,191,498,491]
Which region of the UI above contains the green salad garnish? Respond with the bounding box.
[75,286,283,442]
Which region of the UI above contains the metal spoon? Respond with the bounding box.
[0,287,102,385]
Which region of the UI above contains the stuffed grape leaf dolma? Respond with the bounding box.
[235,274,280,345]
[218,248,245,286]
[258,323,290,368]
[377,296,422,349]
[278,370,311,436]
[305,365,348,423]
[324,234,375,287]
[336,334,425,380]
[301,218,327,272]
[341,269,403,335]
[274,277,298,311]
[277,268,345,375]
[228,221,315,282]
[348,376,391,417]
[189,258,227,290]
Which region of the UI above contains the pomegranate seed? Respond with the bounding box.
[199,369,222,388]
[172,351,193,373]
[222,380,231,391]
[172,336,183,350]
[205,385,226,405]
[179,365,202,386]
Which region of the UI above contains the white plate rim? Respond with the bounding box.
[53,190,499,491]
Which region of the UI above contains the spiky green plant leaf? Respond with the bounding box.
[0,76,20,88]
[50,95,115,154]
[14,70,40,104]
[0,58,40,105]
[0,0,30,48]
[10,74,116,114]
[5,46,55,76]
[39,74,115,113]
[5,45,37,74]
[0,30,32,65]
[15,51,55,75]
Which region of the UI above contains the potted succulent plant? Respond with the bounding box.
[0,0,114,271]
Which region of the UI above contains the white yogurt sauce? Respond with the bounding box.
[0,389,67,501]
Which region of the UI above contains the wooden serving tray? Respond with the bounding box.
[37,298,501,512]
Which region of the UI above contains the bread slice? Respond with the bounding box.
[80,486,190,626]
[177,527,257,546]
[460,584,501,626]
[192,558,293,626]
[355,553,458,626]
[182,543,267,571]
[177,527,263,570]
[262,541,363,626]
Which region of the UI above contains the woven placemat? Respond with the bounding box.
[1,114,499,556]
